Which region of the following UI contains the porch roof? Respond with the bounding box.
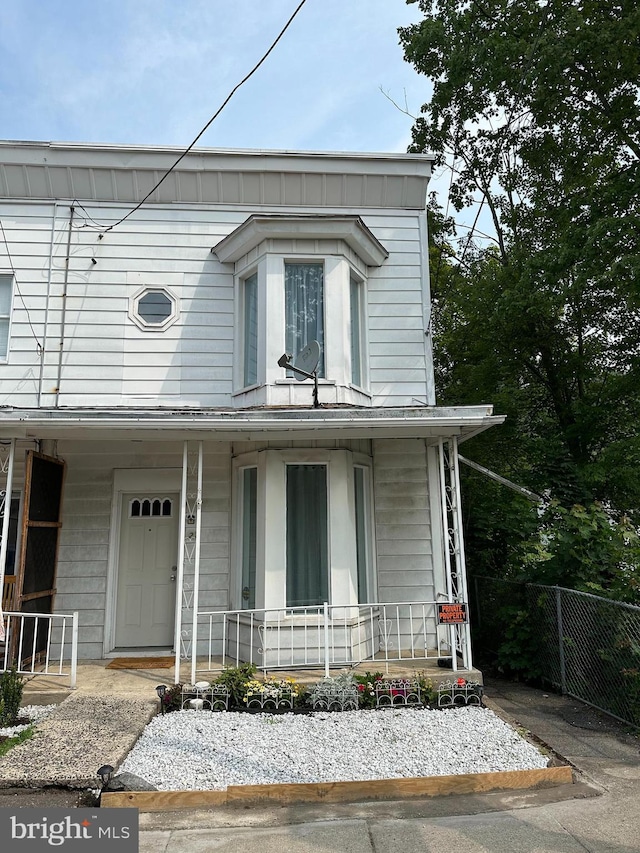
[0,404,505,442]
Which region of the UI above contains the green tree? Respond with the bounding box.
[400,0,640,596]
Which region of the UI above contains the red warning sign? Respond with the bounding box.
[437,603,468,625]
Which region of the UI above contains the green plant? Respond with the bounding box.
[242,676,301,707]
[161,683,184,713]
[0,726,33,758]
[212,663,257,707]
[414,672,436,706]
[353,671,384,709]
[0,668,24,726]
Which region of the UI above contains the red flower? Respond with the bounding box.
[357,684,365,692]
[456,678,466,686]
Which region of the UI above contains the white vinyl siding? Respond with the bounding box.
[0,204,431,407]
[373,438,435,605]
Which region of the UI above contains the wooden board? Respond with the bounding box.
[101,766,573,811]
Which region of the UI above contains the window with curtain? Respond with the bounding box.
[285,263,324,377]
[354,466,370,602]
[243,272,258,387]
[286,464,328,607]
[350,275,362,386]
[241,467,257,609]
[0,274,13,359]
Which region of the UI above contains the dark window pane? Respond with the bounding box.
[137,291,173,324]
[286,465,328,607]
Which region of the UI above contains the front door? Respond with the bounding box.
[115,493,179,648]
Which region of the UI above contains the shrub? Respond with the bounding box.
[0,668,24,726]
[353,671,384,708]
[212,663,257,708]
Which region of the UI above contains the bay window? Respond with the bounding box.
[233,448,375,611]
[214,215,388,405]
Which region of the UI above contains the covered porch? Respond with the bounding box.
[0,404,503,687]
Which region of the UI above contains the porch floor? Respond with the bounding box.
[21,657,483,706]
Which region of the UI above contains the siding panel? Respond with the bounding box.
[373,439,434,604]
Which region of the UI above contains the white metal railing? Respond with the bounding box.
[1,610,79,688]
[194,601,459,677]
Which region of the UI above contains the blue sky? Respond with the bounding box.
[0,0,430,154]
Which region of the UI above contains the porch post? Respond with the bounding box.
[437,438,457,672]
[0,438,16,602]
[174,442,188,685]
[190,441,203,684]
[450,436,473,670]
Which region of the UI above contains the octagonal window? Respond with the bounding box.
[129,286,179,331]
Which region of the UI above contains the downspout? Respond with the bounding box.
[38,202,59,407]
[55,205,74,408]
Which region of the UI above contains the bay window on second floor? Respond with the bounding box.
[213,215,388,407]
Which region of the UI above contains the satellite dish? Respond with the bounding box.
[292,340,320,381]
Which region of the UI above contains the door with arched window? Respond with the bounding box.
[115,492,179,648]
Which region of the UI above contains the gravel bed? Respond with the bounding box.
[119,707,549,791]
[0,705,57,739]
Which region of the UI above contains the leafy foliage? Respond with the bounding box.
[0,669,24,727]
[211,663,257,708]
[400,0,640,613]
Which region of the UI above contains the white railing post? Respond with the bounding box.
[323,601,330,678]
[190,441,203,685]
[174,442,188,685]
[70,611,79,689]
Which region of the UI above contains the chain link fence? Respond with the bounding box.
[471,576,640,727]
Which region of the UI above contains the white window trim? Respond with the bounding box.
[233,250,370,398]
[349,270,369,392]
[232,448,376,611]
[128,285,179,332]
[0,272,15,363]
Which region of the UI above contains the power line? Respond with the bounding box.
[101,0,308,235]
[0,219,43,354]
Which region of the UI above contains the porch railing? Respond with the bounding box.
[194,601,463,677]
[1,610,79,689]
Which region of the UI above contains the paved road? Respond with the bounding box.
[138,678,640,853]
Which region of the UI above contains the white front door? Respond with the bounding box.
[115,493,179,648]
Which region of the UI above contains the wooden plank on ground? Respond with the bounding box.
[226,767,573,805]
[101,766,572,811]
[101,790,228,810]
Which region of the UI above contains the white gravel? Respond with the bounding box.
[0,705,57,739]
[119,707,548,791]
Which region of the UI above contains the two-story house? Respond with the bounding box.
[0,141,503,682]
